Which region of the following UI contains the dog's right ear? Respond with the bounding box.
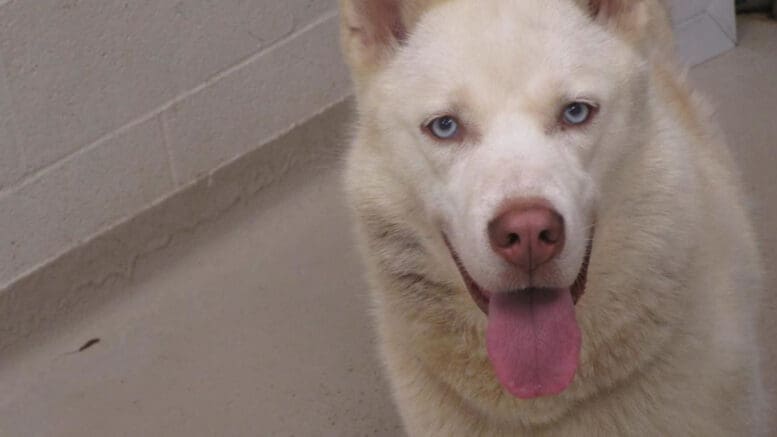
[339,0,411,79]
[586,0,675,60]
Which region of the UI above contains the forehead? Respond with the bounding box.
[386,0,627,106]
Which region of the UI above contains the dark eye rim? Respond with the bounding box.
[423,115,464,141]
[559,101,599,128]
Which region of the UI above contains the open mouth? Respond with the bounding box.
[444,235,592,400]
[446,238,591,315]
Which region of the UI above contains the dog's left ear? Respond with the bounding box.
[588,0,649,31]
[588,0,624,20]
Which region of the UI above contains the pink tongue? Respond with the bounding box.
[486,288,581,399]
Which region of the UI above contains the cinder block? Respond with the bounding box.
[164,14,351,185]
[667,0,737,66]
[294,0,338,28]
[668,0,711,24]
[0,0,336,173]
[0,58,21,190]
[0,116,173,288]
[674,11,736,67]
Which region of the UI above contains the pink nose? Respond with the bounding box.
[488,202,565,273]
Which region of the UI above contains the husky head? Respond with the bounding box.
[342,0,681,422]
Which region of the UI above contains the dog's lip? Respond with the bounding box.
[445,238,492,314]
[443,235,591,315]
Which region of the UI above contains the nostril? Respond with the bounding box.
[507,233,520,246]
[539,229,557,244]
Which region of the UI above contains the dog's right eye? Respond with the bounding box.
[426,116,461,140]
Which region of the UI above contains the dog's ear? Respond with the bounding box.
[586,0,674,58]
[340,0,445,81]
[340,0,407,77]
[588,0,625,20]
[587,0,648,28]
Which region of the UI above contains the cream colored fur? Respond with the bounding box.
[340,0,769,435]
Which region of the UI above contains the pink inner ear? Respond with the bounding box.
[588,0,624,19]
[390,17,407,43]
[353,0,407,46]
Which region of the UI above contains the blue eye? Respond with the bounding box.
[428,116,460,140]
[562,102,594,126]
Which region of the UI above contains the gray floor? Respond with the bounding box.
[0,15,774,437]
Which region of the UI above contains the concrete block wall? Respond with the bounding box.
[0,0,351,289]
[667,0,737,66]
[0,0,733,291]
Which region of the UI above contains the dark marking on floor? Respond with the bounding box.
[77,338,101,352]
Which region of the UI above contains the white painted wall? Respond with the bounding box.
[0,0,350,289]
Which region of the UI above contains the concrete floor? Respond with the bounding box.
[0,15,774,437]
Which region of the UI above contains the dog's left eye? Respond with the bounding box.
[561,102,595,126]
[426,116,461,140]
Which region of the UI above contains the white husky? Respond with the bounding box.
[339,0,768,435]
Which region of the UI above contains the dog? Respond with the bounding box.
[339,0,769,434]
